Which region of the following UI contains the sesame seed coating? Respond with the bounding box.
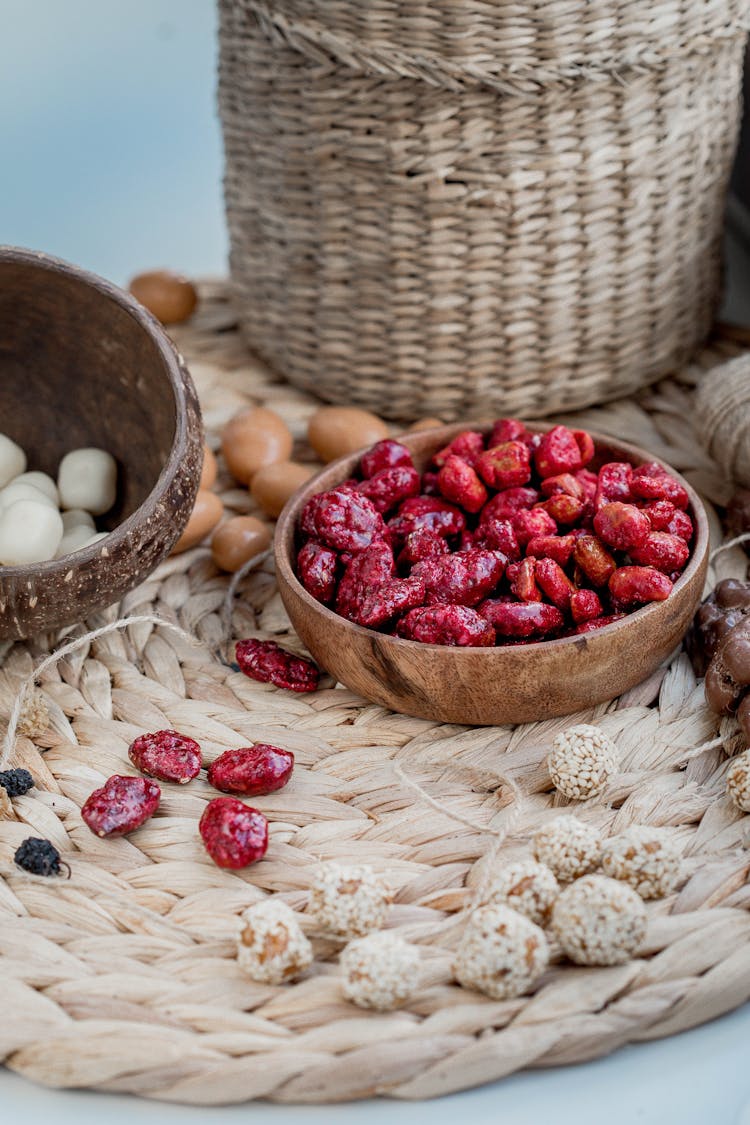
[533,814,602,881]
[484,860,560,925]
[547,723,619,800]
[309,862,392,937]
[552,874,647,965]
[340,932,420,1010]
[237,899,313,984]
[727,750,750,812]
[453,904,549,1000]
[601,826,681,899]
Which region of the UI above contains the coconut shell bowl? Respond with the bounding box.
[275,424,709,726]
[0,247,203,639]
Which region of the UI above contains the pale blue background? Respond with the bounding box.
[2,2,750,1121]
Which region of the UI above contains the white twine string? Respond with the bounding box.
[220,548,272,648]
[1,613,202,771]
[709,533,750,564]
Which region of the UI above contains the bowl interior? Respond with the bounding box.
[0,255,176,529]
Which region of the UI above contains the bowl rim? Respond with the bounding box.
[0,245,195,574]
[274,421,710,656]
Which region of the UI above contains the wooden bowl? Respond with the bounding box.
[275,424,709,726]
[0,247,203,639]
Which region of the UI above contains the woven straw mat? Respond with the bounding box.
[2,281,750,1106]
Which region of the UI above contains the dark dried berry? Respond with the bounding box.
[128,730,202,784]
[207,744,294,796]
[14,837,68,877]
[236,638,320,692]
[0,768,34,798]
[81,775,161,838]
[199,796,269,868]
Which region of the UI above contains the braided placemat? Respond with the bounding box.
[2,282,750,1105]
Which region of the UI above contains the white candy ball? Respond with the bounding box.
[58,448,117,515]
[0,434,26,488]
[11,471,59,505]
[0,481,57,515]
[0,499,63,564]
[55,524,98,559]
[61,509,96,533]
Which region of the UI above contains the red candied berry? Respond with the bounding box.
[525,534,575,567]
[629,531,690,574]
[475,441,531,490]
[573,535,617,587]
[481,486,540,523]
[388,496,466,539]
[594,462,633,510]
[472,518,521,561]
[535,558,576,611]
[480,600,564,638]
[569,588,603,624]
[572,430,595,467]
[433,430,485,469]
[575,613,626,634]
[438,454,488,514]
[398,527,449,567]
[511,507,558,547]
[667,509,694,542]
[508,557,540,602]
[540,473,586,500]
[413,549,505,607]
[128,730,202,784]
[609,566,673,607]
[360,440,413,478]
[81,775,161,838]
[534,425,584,478]
[207,744,294,796]
[354,576,426,628]
[396,604,495,646]
[593,502,651,551]
[357,465,420,513]
[308,487,387,552]
[297,540,338,604]
[489,418,529,446]
[335,540,394,620]
[575,468,599,503]
[199,797,268,869]
[538,493,586,526]
[630,463,689,510]
[236,638,319,693]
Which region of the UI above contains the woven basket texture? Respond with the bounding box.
[2,285,750,1104]
[219,0,750,422]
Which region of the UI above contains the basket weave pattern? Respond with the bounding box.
[219,0,749,421]
[2,286,750,1103]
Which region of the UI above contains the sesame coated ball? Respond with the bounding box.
[484,860,560,926]
[727,750,750,812]
[309,862,392,937]
[340,932,420,1010]
[532,815,602,882]
[552,874,647,966]
[17,688,49,739]
[600,826,681,899]
[453,904,549,1001]
[547,723,619,800]
[237,899,313,984]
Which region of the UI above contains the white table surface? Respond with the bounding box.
[3,2,750,1121]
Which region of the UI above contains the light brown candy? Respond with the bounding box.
[407,417,445,433]
[211,516,271,572]
[308,407,388,462]
[128,270,197,325]
[251,461,315,518]
[221,407,293,485]
[200,445,218,490]
[172,490,222,554]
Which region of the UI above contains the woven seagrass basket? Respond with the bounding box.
[219,0,749,422]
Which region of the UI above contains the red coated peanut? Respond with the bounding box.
[480,600,564,638]
[539,493,586,525]
[508,557,540,602]
[433,430,485,469]
[396,604,495,646]
[593,502,651,551]
[630,463,689,509]
[336,541,395,620]
[438,455,488,513]
[207,744,294,796]
[354,576,426,627]
[199,797,269,869]
[413,549,504,606]
[569,588,603,624]
[475,441,531,490]
[480,487,539,523]
[525,534,575,567]
[472,517,521,560]
[81,775,161,837]
[388,496,466,539]
[307,487,386,552]
[609,566,673,607]
[398,527,449,566]
[489,418,529,446]
[511,507,558,546]
[356,465,420,513]
[629,531,689,574]
[360,440,413,478]
[535,558,576,611]
[594,462,633,510]
[534,425,584,478]
[573,535,617,587]
[297,540,339,604]
[128,730,202,784]
[575,613,626,634]
[236,639,320,692]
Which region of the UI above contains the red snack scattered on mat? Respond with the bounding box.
[199,797,269,868]
[81,775,161,837]
[236,638,319,692]
[207,745,294,796]
[294,420,694,647]
[128,730,202,784]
